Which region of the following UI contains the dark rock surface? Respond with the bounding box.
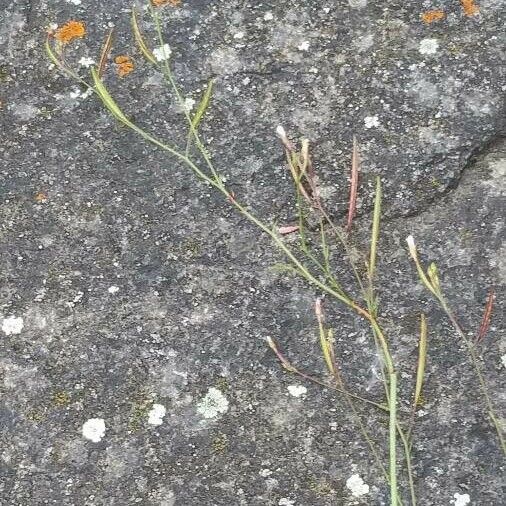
[0,1,504,505]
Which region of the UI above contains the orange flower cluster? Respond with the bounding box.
[460,0,479,16]
[114,55,134,77]
[54,20,86,44]
[151,0,182,6]
[421,10,445,23]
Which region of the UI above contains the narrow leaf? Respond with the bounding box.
[476,289,495,343]
[191,79,214,130]
[368,176,382,280]
[98,29,114,78]
[45,36,61,68]
[413,314,428,408]
[131,7,157,64]
[346,135,360,232]
[91,68,130,125]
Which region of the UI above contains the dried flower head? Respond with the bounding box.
[54,20,86,44]
[114,55,135,77]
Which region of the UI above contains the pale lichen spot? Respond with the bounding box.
[364,115,380,128]
[147,403,167,426]
[346,474,370,497]
[278,499,295,506]
[264,12,274,21]
[419,38,439,55]
[297,41,310,51]
[453,493,471,506]
[196,387,229,419]
[108,285,120,294]
[501,354,506,369]
[82,418,106,443]
[287,385,307,398]
[348,0,368,8]
[2,316,24,336]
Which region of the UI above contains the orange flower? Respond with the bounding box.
[151,0,182,6]
[421,10,445,23]
[54,20,86,44]
[114,55,135,77]
[460,0,479,16]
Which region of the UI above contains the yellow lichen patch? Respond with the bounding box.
[151,0,182,7]
[421,10,445,23]
[460,0,479,16]
[54,20,86,44]
[114,55,135,77]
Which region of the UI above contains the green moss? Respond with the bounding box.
[26,409,46,422]
[215,377,229,392]
[0,65,10,82]
[307,477,334,496]
[181,238,202,258]
[52,391,71,406]
[211,433,229,453]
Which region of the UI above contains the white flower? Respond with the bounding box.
[67,0,82,5]
[364,115,380,128]
[153,44,172,62]
[298,41,310,51]
[2,316,24,336]
[82,418,106,443]
[147,403,166,426]
[346,474,370,497]
[501,354,506,369]
[453,493,471,506]
[278,499,295,506]
[419,38,439,55]
[78,57,95,68]
[183,97,196,112]
[196,387,229,419]
[108,285,120,294]
[233,32,245,39]
[287,385,307,397]
[264,12,274,21]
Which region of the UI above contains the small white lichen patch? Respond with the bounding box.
[264,12,274,21]
[364,115,380,128]
[108,285,120,294]
[82,418,106,443]
[297,41,310,51]
[233,32,245,39]
[2,316,24,336]
[78,56,95,68]
[153,44,172,62]
[348,0,368,8]
[147,403,166,426]
[346,474,370,497]
[287,385,307,397]
[453,493,471,506]
[419,38,439,55]
[501,354,506,368]
[67,0,82,5]
[196,387,229,419]
[278,499,295,506]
